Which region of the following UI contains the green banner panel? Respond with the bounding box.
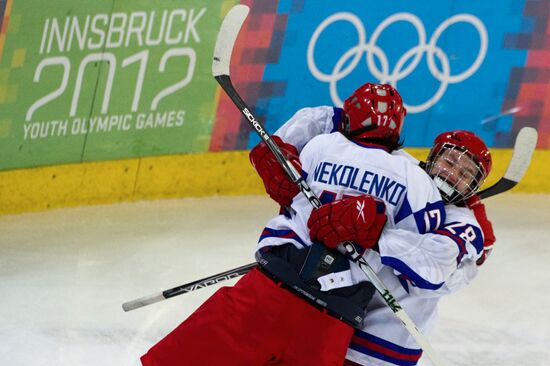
[0,0,226,170]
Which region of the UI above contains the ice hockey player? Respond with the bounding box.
[252,83,495,365]
[339,130,495,365]
[140,82,494,366]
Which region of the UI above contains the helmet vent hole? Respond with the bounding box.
[361,117,372,127]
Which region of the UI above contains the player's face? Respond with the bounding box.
[430,148,478,195]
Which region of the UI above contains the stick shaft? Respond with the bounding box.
[122,263,257,312]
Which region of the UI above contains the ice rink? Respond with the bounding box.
[1,194,549,366]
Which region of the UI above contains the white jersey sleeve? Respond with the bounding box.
[377,204,484,295]
[377,229,459,290]
[390,163,446,234]
[274,106,342,152]
[425,205,485,295]
[392,148,421,165]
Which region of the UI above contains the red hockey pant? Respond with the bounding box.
[141,268,354,366]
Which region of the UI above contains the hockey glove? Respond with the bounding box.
[249,135,301,207]
[307,195,387,255]
[466,195,496,266]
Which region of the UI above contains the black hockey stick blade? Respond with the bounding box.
[122,263,257,312]
[478,127,538,199]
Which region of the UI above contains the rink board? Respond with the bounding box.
[0,148,548,215]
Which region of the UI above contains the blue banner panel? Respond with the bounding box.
[252,0,529,148]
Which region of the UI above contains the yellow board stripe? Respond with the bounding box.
[0,149,548,215]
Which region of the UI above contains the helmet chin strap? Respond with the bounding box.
[345,124,378,138]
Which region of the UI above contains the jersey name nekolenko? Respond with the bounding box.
[313,161,406,206]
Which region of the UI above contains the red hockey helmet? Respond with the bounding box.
[341,83,407,146]
[426,130,492,204]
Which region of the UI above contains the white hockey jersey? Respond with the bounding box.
[256,106,485,366]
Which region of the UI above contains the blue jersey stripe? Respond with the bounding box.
[258,227,307,247]
[331,107,343,132]
[381,257,444,290]
[394,195,413,224]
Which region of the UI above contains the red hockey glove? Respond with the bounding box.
[249,135,301,207]
[307,195,387,255]
[466,195,496,266]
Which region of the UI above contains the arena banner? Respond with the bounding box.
[1,0,549,171]
[228,0,548,150]
[0,0,234,170]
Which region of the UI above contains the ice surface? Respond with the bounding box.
[1,194,549,366]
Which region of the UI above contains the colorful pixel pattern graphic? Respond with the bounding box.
[209,0,288,151]
[500,0,550,148]
[0,0,10,61]
[0,0,16,139]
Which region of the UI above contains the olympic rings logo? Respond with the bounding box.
[307,12,488,113]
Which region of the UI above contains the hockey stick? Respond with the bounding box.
[121,128,537,312]
[478,127,537,199]
[122,262,256,312]
[212,5,449,366]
